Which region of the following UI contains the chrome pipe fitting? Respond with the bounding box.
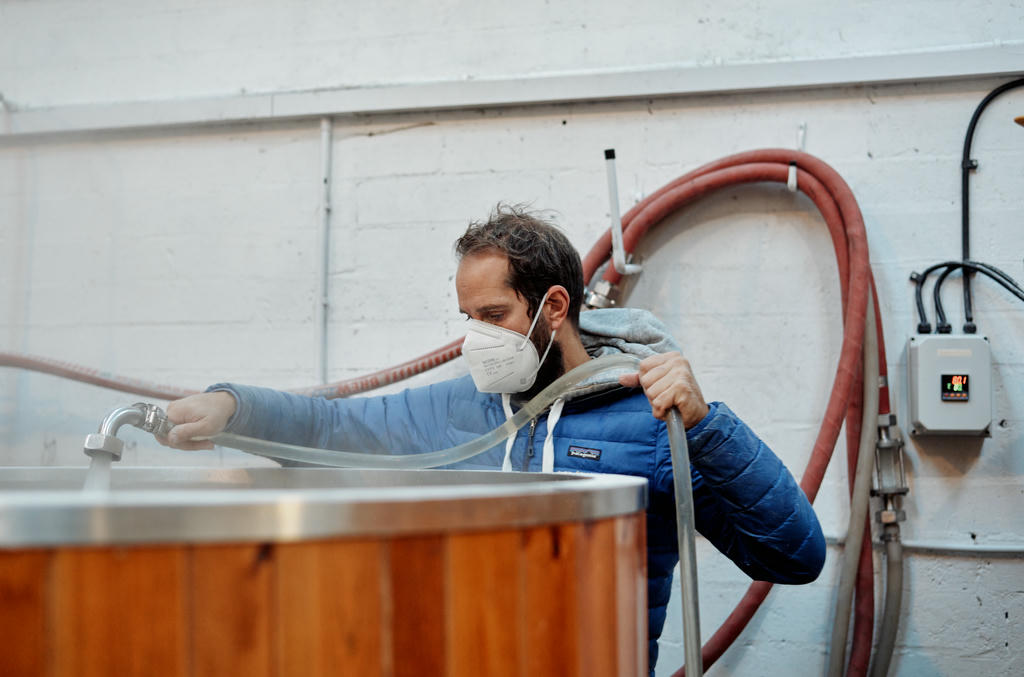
[84,403,173,462]
[584,279,618,310]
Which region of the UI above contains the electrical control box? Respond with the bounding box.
[907,335,991,436]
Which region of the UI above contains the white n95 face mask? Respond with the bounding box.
[461,296,556,394]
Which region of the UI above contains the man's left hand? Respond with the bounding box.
[619,351,710,428]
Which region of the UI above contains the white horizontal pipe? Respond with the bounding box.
[3,42,1023,137]
[825,533,1024,556]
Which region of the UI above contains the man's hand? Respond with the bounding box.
[159,391,237,450]
[619,351,710,428]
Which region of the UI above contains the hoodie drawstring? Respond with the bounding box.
[500,393,515,471]
[541,398,565,473]
[501,394,565,473]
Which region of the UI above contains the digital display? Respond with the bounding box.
[941,374,969,401]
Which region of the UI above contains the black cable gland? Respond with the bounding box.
[963,322,977,334]
[937,323,953,334]
[604,149,615,159]
[917,322,932,334]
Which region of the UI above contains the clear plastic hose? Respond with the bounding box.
[210,354,641,469]
[209,351,703,673]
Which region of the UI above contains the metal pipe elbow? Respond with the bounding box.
[85,403,172,462]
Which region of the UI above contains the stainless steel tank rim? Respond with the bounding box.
[0,467,647,547]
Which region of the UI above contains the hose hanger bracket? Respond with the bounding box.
[604,148,642,276]
[787,123,807,192]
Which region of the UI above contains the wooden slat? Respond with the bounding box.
[190,543,273,677]
[273,541,320,676]
[636,513,649,676]
[0,550,50,677]
[615,514,647,677]
[317,540,386,676]
[522,524,580,677]
[274,539,385,677]
[52,546,188,677]
[389,536,446,677]
[576,519,617,677]
[446,529,522,677]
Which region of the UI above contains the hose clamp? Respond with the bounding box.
[132,402,173,437]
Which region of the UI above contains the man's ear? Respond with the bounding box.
[545,285,571,332]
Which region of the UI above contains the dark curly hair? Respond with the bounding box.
[454,204,584,329]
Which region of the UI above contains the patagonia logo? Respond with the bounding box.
[568,445,602,461]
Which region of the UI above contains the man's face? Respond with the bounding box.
[456,252,533,334]
[456,252,564,397]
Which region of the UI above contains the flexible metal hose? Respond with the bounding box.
[666,408,703,677]
[869,523,904,677]
[828,293,880,677]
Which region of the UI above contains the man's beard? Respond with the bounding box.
[517,315,564,402]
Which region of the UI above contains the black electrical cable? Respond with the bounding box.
[933,265,958,333]
[927,261,1023,331]
[944,265,1024,304]
[915,260,1024,332]
[932,261,1024,307]
[912,260,971,333]
[959,77,1024,332]
[913,261,1022,330]
[972,260,1024,294]
[939,267,1024,329]
[910,270,932,334]
[934,261,1024,297]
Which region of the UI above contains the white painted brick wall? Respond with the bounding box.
[2,3,1024,675]
[2,1,1022,108]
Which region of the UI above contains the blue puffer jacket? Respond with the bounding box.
[214,371,825,674]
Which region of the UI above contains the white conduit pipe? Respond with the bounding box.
[824,535,1024,556]
[316,116,333,385]
[828,293,879,677]
[604,149,642,276]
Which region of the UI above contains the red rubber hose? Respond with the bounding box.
[0,339,465,402]
[583,151,875,676]
[291,339,465,399]
[0,352,199,400]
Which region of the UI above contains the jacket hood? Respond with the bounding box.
[512,307,682,406]
[580,307,683,359]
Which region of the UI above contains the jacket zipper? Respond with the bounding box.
[522,418,537,471]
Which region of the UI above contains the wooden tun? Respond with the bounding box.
[0,467,648,677]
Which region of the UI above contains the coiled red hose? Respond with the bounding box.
[578,149,884,676]
[0,148,887,675]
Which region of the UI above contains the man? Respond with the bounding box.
[163,204,825,674]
